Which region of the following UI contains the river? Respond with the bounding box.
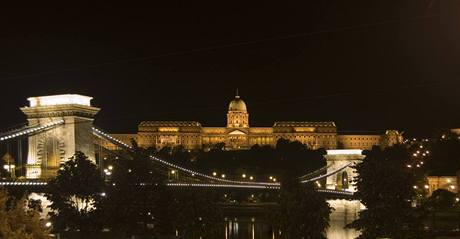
[225,199,363,239]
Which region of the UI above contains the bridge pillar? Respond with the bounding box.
[20,94,100,179]
[325,150,365,192]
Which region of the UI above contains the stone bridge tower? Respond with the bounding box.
[20,94,100,179]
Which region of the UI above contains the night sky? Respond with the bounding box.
[1,1,460,136]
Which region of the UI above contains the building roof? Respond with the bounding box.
[139,121,202,127]
[273,121,336,127]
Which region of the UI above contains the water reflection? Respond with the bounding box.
[225,200,362,239]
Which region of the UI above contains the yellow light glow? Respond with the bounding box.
[28,94,92,107]
[327,149,363,155]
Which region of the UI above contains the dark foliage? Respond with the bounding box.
[46,151,104,232]
[347,145,417,238]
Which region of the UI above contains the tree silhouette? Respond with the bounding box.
[273,177,331,239]
[99,142,174,237]
[347,145,416,238]
[46,151,104,233]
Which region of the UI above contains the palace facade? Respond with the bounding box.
[109,93,403,151]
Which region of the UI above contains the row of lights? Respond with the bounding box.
[167,183,279,189]
[0,181,47,186]
[92,127,133,149]
[413,184,456,190]
[0,120,64,141]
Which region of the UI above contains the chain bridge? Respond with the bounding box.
[0,94,365,196]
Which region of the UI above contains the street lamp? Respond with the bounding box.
[242,174,246,179]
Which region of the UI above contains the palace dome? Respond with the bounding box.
[228,95,247,112]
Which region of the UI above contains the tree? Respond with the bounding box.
[46,151,104,232]
[276,138,327,177]
[274,176,331,239]
[347,145,416,238]
[100,142,174,237]
[0,188,50,239]
[173,188,224,239]
[425,138,460,175]
[422,189,458,211]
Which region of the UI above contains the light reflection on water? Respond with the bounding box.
[225,200,362,239]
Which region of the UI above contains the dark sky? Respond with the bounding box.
[0,1,459,136]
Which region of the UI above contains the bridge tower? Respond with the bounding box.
[325,150,365,192]
[20,94,100,179]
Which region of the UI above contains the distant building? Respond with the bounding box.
[107,93,403,151]
[427,175,459,196]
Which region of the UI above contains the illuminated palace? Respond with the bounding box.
[110,93,403,151]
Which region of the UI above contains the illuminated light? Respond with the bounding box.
[191,173,195,176]
[221,174,226,178]
[242,174,246,178]
[101,192,106,197]
[104,169,108,173]
[45,222,52,228]
[269,176,273,180]
[251,194,254,198]
[407,165,412,168]
[456,198,459,202]
[105,171,112,176]
[327,149,363,155]
[450,185,456,190]
[249,176,254,180]
[28,94,92,107]
[420,162,424,165]
[416,151,420,154]
[212,172,217,176]
[447,179,452,183]
[413,185,418,189]
[419,145,423,149]
[128,169,132,173]
[108,165,113,170]
[273,178,277,182]
[426,151,430,154]
[171,170,176,175]
[416,164,420,168]
[413,153,417,157]
[424,185,429,189]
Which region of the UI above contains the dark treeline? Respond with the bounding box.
[154,138,327,178]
